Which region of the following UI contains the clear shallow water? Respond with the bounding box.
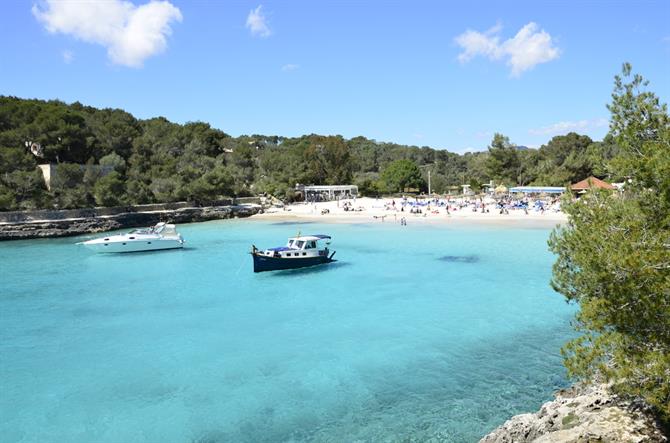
[0,220,575,442]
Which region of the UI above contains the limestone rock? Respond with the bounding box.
[0,204,261,240]
[481,384,667,443]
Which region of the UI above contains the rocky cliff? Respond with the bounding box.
[0,204,261,240]
[481,384,667,443]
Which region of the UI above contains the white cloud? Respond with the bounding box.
[281,63,299,72]
[455,23,501,64]
[455,22,560,76]
[33,0,182,68]
[246,5,271,38]
[62,50,74,64]
[528,118,608,136]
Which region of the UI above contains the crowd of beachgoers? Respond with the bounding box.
[255,195,567,225]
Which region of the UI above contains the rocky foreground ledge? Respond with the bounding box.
[481,384,667,443]
[0,203,262,240]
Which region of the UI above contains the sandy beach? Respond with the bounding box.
[253,197,568,228]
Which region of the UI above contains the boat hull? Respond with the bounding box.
[82,239,183,253]
[252,253,334,273]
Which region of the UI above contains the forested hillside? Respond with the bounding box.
[0,96,620,210]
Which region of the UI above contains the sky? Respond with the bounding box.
[1,0,669,153]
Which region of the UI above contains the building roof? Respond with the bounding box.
[571,176,616,190]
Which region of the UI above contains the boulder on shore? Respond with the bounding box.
[480,384,667,443]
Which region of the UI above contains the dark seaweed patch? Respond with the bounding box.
[438,255,479,264]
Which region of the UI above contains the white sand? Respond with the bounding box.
[253,197,568,228]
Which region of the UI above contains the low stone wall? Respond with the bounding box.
[0,204,261,241]
[0,201,247,223]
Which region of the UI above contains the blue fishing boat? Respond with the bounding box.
[251,234,336,273]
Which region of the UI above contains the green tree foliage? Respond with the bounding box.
[0,141,49,209]
[0,169,48,210]
[50,163,91,209]
[184,165,233,203]
[93,171,125,207]
[533,133,594,185]
[486,133,520,185]
[381,159,425,192]
[0,95,623,209]
[548,64,670,420]
[355,173,385,197]
[303,135,353,185]
[86,108,140,159]
[99,152,126,173]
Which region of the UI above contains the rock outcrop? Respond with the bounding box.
[0,204,262,240]
[481,384,667,443]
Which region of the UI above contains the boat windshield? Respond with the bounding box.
[128,228,152,235]
[287,239,295,248]
[295,240,305,249]
[161,225,177,236]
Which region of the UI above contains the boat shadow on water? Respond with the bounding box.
[264,261,351,277]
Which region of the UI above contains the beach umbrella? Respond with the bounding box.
[495,185,508,194]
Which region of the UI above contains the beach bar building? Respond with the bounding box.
[296,184,358,202]
[570,176,616,191]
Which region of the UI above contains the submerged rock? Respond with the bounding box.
[439,255,479,263]
[480,384,667,443]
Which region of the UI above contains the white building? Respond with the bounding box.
[296,184,358,202]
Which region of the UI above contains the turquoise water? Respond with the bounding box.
[1,220,575,442]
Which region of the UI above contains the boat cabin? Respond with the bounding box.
[259,235,331,259]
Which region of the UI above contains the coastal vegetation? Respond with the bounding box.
[1,95,620,211]
[549,63,670,422]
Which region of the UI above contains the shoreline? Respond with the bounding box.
[0,196,569,240]
[480,383,667,442]
[252,212,567,228]
[0,204,262,241]
[252,197,568,229]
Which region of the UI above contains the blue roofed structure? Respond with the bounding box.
[508,186,566,194]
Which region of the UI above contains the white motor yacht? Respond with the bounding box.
[79,222,185,253]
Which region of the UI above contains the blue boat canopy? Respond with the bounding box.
[288,234,332,241]
[508,186,565,194]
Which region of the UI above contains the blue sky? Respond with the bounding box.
[1,1,669,152]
